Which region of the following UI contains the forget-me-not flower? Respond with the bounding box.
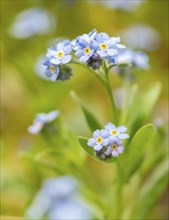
[25,176,94,220]
[87,129,109,151]
[28,110,60,135]
[92,33,125,58]
[9,8,56,39]
[73,29,97,48]
[116,49,149,70]
[73,29,97,62]
[105,139,124,157]
[105,122,129,140]
[43,58,60,81]
[75,39,94,62]
[121,24,161,51]
[93,0,143,12]
[47,40,72,65]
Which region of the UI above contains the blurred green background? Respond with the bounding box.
[1,0,168,219]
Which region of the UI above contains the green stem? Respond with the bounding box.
[71,60,118,124]
[115,162,123,219]
[70,60,105,84]
[104,63,118,124]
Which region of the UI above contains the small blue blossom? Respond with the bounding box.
[47,40,72,65]
[26,176,94,220]
[28,110,60,135]
[116,49,149,69]
[121,24,161,51]
[43,58,60,81]
[105,139,124,157]
[9,8,56,39]
[73,29,97,62]
[75,39,94,62]
[73,29,97,48]
[92,33,125,58]
[87,129,109,151]
[105,122,129,140]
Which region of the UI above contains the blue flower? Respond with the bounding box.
[87,129,109,151]
[75,39,94,62]
[28,110,60,135]
[73,29,97,62]
[9,8,56,39]
[92,33,125,58]
[105,122,129,140]
[105,139,124,157]
[25,176,94,220]
[47,40,72,65]
[73,29,97,48]
[43,58,60,81]
[116,49,149,69]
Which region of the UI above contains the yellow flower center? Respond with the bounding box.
[111,130,119,136]
[50,65,56,73]
[100,43,108,50]
[57,51,64,58]
[84,47,91,55]
[112,144,117,151]
[96,137,103,144]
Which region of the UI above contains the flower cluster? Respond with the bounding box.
[43,29,126,81]
[87,122,129,159]
[26,176,94,220]
[28,110,60,135]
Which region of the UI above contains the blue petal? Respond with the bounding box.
[62,55,71,64]
[46,110,60,122]
[28,122,43,134]
[94,144,102,151]
[93,129,100,138]
[117,146,124,153]
[87,138,96,147]
[98,49,107,57]
[64,45,72,54]
[50,73,58,82]
[105,123,116,130]
[57,42,64,50]
[51,57,61,65]
[117,126,127,133]
[107,49,118,56]
[75,49,84,57]
[112,151,119,157]
[102,138,109,146]
[118,133,129,139]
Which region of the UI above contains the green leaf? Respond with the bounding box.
[120,124,156,182]
[78,136,117,163]
[71,91,102,132]
[131,159,168,218]
[125,82,161,137]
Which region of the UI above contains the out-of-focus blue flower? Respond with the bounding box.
[47,40,72,65]
[87,129,109,151]
[120,24,161,51]
[28,110,60,135]
[34,55,50,80]
[43,58,60,82]
[73,29,97,48]
[105,122,129,140]
[93,0,143,12]
[25,176,94,220]
[105,139,124,157]
[116,49,149,70]
[92,33,125,59]
[9,8,56,39]
[73,29,97,62]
